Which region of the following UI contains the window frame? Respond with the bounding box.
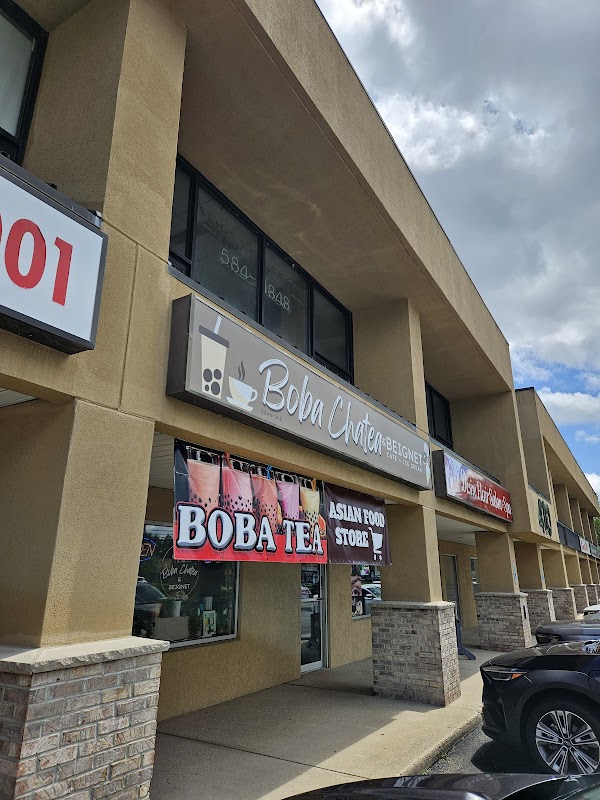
[425,381,453,449]
[138,522,240,649]
[0,0,47,164]
[169,156,354,384]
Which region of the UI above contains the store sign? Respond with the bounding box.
[537,497,553,538]
[580,537,591,555]
[0,157,107,353]
[433,450,513,522]
[324,484,390,565]
[173,440,327,563]
[591,543,600,560]
[167,295,431,489]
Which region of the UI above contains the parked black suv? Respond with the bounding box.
[481,641,600,774]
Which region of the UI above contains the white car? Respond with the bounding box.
[583,602,600,616]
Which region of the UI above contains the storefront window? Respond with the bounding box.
[134,524,239,645]
[0,4,46,163]
[169,160,353,382]
[351,565,381,618]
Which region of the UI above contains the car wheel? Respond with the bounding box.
[524,695,600,775]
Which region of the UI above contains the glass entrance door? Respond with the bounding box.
[300,564,326,672]
[441,554,462,621]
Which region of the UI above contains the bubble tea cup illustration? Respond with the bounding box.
[199,316,229,399]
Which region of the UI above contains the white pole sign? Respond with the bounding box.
[0,157,107,353]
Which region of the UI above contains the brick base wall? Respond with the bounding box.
[371,601,460,707]
[525,589,555,636]
[572,585,590,613]
[586,585,599,605]
[0,638,167,800]
[550,587,577,620]
[475,593,531,650]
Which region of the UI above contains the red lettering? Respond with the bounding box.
[5,219,46,290]
[52,237,72,306]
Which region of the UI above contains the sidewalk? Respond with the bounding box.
[151,649,498,800]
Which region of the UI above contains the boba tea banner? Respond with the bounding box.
[324,484,391,566]
[167,294,431,490]
[173,440,327,563]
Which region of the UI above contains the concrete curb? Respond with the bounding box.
[402,711,482,775]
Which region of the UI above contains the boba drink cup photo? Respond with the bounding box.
[198,316,229,400]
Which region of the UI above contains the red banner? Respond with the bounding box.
[173,440,327,563]
[433,450,512,522]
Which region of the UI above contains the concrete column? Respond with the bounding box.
[372,506,459,706]
[564,551,589,611]
[475,532,531,650]
[514,542,545,589]
[581,557,593,585]
[0,400,155,648]
[451,392,533,533]
[553,484,574,528]
[354,299,428,432]
[380,506,442,602]
[583,513,593,541]
[570,498,585,536]
[565,552,583,585]
[514,543,554,632]
[542,549,577,619]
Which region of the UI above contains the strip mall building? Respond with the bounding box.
[0,0,599,797]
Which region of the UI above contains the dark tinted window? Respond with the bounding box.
[193,184,259,320]
[426,382,453,448]
[263,245,309,352]
[0,5,46,164]
[313,288,350,374]
[169,161,353,382]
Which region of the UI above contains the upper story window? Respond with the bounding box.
[425,381,453,449]
[0,1,47,164]
[169,158,353,383]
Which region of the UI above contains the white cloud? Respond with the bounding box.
[317,0,415,49]
[538,388,600,425]
[575,430,600,444]
[585,473,600,499]
[510,346,553,385]
[580,373,600,391]
[317,0,600,376]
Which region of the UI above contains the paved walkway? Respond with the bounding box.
[151,649,499,800]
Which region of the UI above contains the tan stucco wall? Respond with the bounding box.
[327,564,372,669]
[157,561,300,720]
[437,540,478,629]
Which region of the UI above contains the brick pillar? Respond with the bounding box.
[371,601,459,706]
[572,585,590,613]
[587,585,599,604]
[551,588,577,620]
[475,593,531,650]
[526,589,555,635]
[0,638,167,800]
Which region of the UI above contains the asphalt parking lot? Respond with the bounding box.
[429,727,536,775]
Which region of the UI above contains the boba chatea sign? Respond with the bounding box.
[167,295,431,489]
[433,450,513,522]
[324,484,391,565]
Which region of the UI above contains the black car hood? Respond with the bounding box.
[482,640,600,669]
[537,617,600,634]
[285,773,600,800]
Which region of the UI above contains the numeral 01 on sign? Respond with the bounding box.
[0,216,73,306]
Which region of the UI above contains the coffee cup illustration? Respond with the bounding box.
[199,316,229,399]
[227,376,258,410]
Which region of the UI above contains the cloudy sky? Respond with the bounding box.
[316,0,600,495]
